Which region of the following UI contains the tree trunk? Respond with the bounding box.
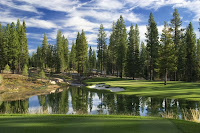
[101,60,103,75]
[174,71,176,81]
[164,69,167,85]
[150,65,152,81]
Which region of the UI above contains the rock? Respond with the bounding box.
[49,80,56,85]
[50,90,56,94]
[55,78,64,83]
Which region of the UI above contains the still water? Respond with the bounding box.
[0,86,200,119]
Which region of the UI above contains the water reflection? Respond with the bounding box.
[0,86,200,120]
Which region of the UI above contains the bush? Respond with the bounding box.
[22,64,29,76]
[0,75,3,84]
[4,64,10,73]
[39,69,46,79]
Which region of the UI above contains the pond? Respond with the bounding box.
[0,86,200,120]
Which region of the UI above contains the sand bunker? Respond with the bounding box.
[88,83,124,92]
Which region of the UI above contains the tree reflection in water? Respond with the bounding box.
[0,86,199,121]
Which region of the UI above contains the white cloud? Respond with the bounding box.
[0,0,41,14]
[15,0,78,13]
[138,25,147,43]
[124,0,186,10]
[27,33,43,40]
[0,10,58,29]
[1,0,200,51]
[64,16,99,32]
[29,48,37,54]
[173,0,200,22]
[96,0,124,10]
[26,18,58,29]
[137,24,163,44]
[87,34,97,46]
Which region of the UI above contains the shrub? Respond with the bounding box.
[22,64,29,76]
[0,75,3,84]
[4,64,10,73]
[39,69,46,79]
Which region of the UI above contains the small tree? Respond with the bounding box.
[22,64,28,76]
[39,69,46,79]
[0,75,3,84]
[4,64,10,74]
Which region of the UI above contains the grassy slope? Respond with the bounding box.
[0,115,196,133]
[85,77,200,101]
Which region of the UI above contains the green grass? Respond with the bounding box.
[1,115,199,133]
[85,77,200,101]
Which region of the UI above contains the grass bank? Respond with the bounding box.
[85,77,200,101]
[0,115,199,133]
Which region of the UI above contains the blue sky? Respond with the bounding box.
[0,0,200,54]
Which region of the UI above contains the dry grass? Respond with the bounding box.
[182,109,200,122]
[161,111,179,119]
[0,74,61,101]
[162,109,200,123]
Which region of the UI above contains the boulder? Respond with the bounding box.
[55,78,64,83]
[49,80,56,85]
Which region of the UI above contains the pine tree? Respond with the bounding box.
[140,42,148,78]
[16,20,29,73]
[69,41,76,71]
[92,50,96,69]
[196,39,200,79]
[159,22,177,85]
[22,64,28,76]
[75,32,81,73]
[108,22,117,75]
[126,24,140,79]
[116,16,127,78]
[4,64,10,73]
[39,69,46,79]
[36,46,43,69]
[63,37,69,71]
[185,22,197,82]
[177,33,186,80]
[170,8,182,80]
[0,23,3,72]
[46,44,54,71]
[97,24,107,74]
[146,12,159,80]
[16,19,21,73]
[75,30,88,74]
[126,24,135,79]
[41,33,48,68]
[88,46,93,72]
[80,30,88,73]
[56,30,65,73]
[134,24,140,77]
[9,22,20,73]
[21,20,29,70]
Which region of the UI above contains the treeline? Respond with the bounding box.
[0,19,29,73]
[29,30,97,74]
[104,9,200,83]
[30,8,200,83]
[105,9,200,83]
[2,8,200,83]
[30,31,69,73]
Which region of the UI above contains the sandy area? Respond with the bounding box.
[88,83,124,92]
